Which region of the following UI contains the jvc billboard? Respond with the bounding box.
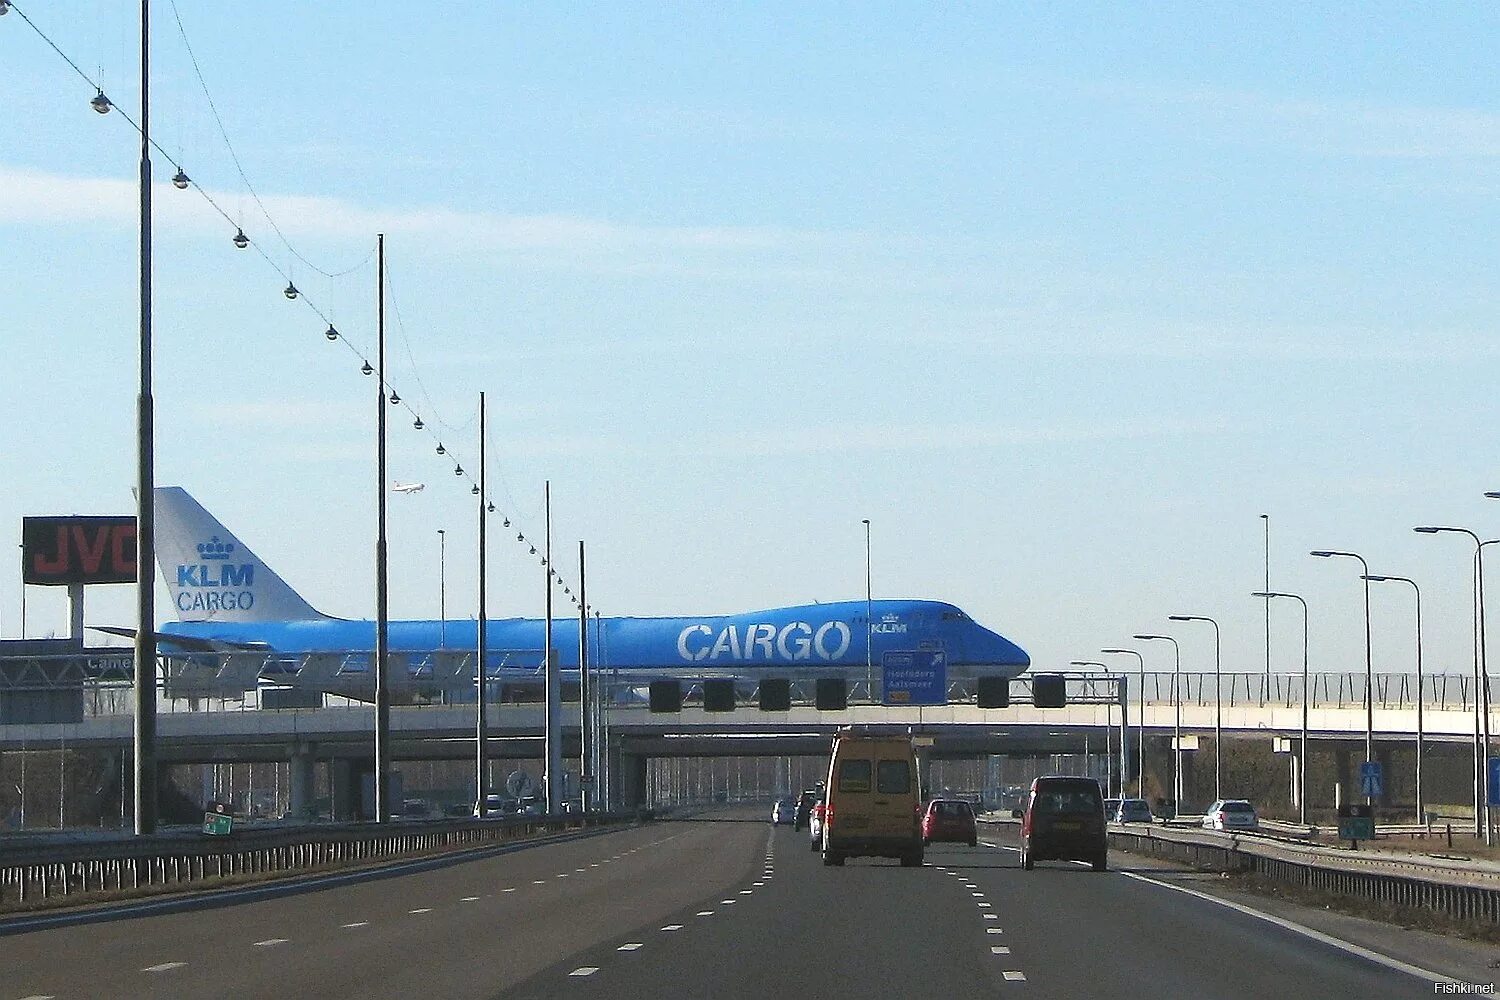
[22,516,136,585]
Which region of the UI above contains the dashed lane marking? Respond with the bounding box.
[697,911,715,916]
[569,967,599,977]
[987,928,1004,935]
[991,946,1011,955]
[739,890,754,895]
[503,888,517,893]
[970,892,984,898]
[661,924,684,932]
[977,902,992,908]
[142,963,186,973]
[461,896,480,901]
[533,880,547,884]
[253,938,290,946]
[618,943,644,952]
[409,909,432,915]
[342,922,368,928]
[1002,971,1027,981]
[983,914,998,920]
[18,994,57,999]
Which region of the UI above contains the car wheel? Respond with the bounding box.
[968,836,977,847]
[823,850,844,867]
[810,836,819,852]
[1092,853,1108,872]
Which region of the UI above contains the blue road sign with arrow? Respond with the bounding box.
[1360,761,1382,798]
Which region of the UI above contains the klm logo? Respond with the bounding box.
[174,536,256,613]
[871,613,907,635]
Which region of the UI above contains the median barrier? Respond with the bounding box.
[0,811,636,911]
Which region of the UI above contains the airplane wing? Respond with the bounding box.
[90,625,272,653]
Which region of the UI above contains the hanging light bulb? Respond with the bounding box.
[324,325,338,341]
[435,443,445,455]
[360,361,373,376]
[283,282,299,300]
[232,228,249,249]
[502,517,510,528]
[516,533,524,542]
[471,484,480,495]
[389,390,400,405]
[413,416,424,430]
[454,465,463,476]
[529,546,536,555]
[487,502,495,513]
[171,167,190,190]
[90,90,111,114]
[0,3,12,15]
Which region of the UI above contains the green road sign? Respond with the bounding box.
[202,811,234,837]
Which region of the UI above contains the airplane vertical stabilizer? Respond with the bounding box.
[153,486,327,623]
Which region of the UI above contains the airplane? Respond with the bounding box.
[391,482,425,494]
[104,487,1030,701]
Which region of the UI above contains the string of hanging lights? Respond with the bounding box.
[6,2,597,615]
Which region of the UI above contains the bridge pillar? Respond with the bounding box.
[289,743,317,820]
[615,751,648,810]
[332,757,374,821]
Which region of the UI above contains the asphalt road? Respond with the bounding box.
[0,809,1484,999]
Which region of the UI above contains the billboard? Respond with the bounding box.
[22,516,137,585]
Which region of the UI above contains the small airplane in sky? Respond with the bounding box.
[391,482,425,494]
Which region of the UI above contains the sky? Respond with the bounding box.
[4,3,1500,687]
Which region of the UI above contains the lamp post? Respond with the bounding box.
[1102,648,1145,797]
[437,529,446,649]
[862,518,873,702]
[1362,574,1424,824]
[1070,660,1116,792]
[1169,615,1221,800]
[1261,514,1271,705]
[1135,634,1181,816]
[1414,526,1489,841]
[1309,549,1374,806]
[1253,592,1308,825]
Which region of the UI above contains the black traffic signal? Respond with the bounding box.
[649,680,682,713]
[815,678,847,711]
[1032,673,1067,708]
[977,676,1010,709]
[703,679,736,713]
[759,678,791,711]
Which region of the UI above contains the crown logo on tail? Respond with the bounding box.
[196,536,236,561]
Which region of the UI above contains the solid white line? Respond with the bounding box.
[661,924,683,932]
[342,921,369,928]
[141,963,186,973]
[618,943,644,951]
[1117,870,1462,985]
[991,946,1012,955]
[1002,970,1026,981]
[253,938,289,946]
[568,967,599,977]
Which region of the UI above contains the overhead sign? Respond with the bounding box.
[1359,760,1383,799]
[882,649,947,706]
[1488,758,1500,807]
[22,516,136,585]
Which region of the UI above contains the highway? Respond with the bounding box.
[0,808,1490,999]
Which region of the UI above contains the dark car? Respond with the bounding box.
[1015,776,1107,872]
[922,798,978,846]
[794,789,818,831]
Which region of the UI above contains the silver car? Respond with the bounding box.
[1114,798,1154,824]
[771,797,796,825]
[1202,799,1258,831]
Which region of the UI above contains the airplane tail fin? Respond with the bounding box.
[153,486,328,623]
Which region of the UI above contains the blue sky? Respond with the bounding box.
[5,3,1500,686]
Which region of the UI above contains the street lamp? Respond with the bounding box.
[862,519,872,702]
[1254,592,1308,825]
[1070,660,1115,792]
[1135,634,1181,817]
[1309,549,1374,805]
[1102,648,1145,797]
[1169,615,1222,800]
[1414,526,1490,841]
[1362,574,1424,824]
[437,528,446,649]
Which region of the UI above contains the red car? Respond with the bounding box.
[922,798,977,846]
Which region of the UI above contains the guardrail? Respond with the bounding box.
[0,812,633,912]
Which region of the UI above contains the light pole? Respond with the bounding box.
[1135,634,1181,816]
[1309,549,1374,805]
[1261,514,1271,705]
[1414,526,1489,841]
[1362,574,1424,824]
[862,518,873,702]
[1169,615,1221,800]
[1254,592,1308,824]
[437,529,446,649]
[1102,648,1145,797]
[1070,660,1116,791]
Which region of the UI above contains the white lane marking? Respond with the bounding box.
[533,880,547,885]
[18,994,57,999]
[408,909,432,915]
[987,928,1004,935]
[618,943,644,951]
[461,896,480,902]
[503,887,517,893]
[661,924,684,932]
[557,874,570,878]
[753,881,765,886]
[142,963,186,973]
[342,922,369,928]
[984,914,998,920]
[697,910,715,916]
[992,946,1012,955]
[977,902,992,907]
[253,938,289,946]
[722,899,737,905]
[739,890,754,895]
[970,892,984,898]
[589,863,600,868]
[569,967,599,977]
[1118,870,1464,985]
[1003,970,1026,980]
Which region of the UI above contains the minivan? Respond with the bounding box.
[821,733,923,867]
[1014,775,1107,871]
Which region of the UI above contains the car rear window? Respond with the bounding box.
[839,760,872,793]
[1222,802,1254,812]
[1032,791,1101,814]
[876,760,911,795]
[935,801,971,816]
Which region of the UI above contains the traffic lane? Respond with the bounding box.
[0,819,766,1000]
[954,838,1433,999]
[506,823,1019,999]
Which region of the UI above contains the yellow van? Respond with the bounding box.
[820,732,923,867]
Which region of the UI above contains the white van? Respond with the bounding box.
[821,733,923,867]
